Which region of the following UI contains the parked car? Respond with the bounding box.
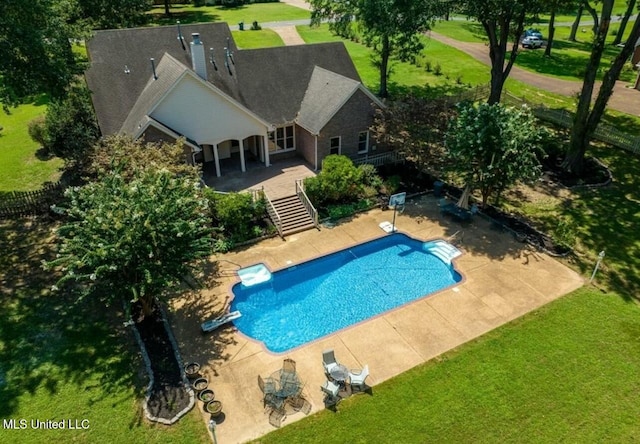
[524,28,543,39]
[522,36,543,49]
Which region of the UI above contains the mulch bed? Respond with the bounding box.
[132,302,191,422]
[379,156,611,256]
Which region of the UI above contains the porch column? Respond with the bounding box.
[213,143,221,177]
[263,134,270,167]
[239,139,246,172]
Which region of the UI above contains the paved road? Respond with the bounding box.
[428,31,639,116]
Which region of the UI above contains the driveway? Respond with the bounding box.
[428,31,640,116]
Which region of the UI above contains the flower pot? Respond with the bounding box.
[184,362,200,379]
[192,377,208,392]
[205,400,222,416]
[199,388,215,403]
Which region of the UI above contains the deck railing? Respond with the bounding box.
[295,179,319,229]
[264,193,283,239]
[350,150,405,168]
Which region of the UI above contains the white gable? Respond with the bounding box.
[151,74,267,145]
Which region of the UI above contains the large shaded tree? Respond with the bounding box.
[45,169,213,318]
[445,102,546,206]
[564,0,640,174]
[458,0,543,104]
[544,0,581,56]
[0,0,78,108]
[371,95,456,177]
[310,0,443,98]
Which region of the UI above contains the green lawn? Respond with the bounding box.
[232,29,284,49]
[0,98,63,191]
[0,220,209,443]
[297,24,490,96]
[432,18,638,83]
[148,3,309,26]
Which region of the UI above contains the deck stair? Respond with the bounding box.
[270,194,317,236]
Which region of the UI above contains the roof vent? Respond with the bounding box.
[209,48,218,71]
[190,33,207,80]
[150,58,157,80]
[177,20,186,51]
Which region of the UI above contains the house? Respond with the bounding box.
[85,22,387,178]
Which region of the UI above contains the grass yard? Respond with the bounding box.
[0,98,63,192]
[296,24,490,96]
[0,220,209,443]
[232,29,284,49]
[147,3,309,26]
[433,17,638,83]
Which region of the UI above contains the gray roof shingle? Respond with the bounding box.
[85,22,364,136]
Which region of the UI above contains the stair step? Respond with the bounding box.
[268,193,316,237]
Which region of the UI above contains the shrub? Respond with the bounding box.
[425,60,432,72]
[304,155,363,207]
[456,75,463,85]
[28,116,48,148]
[251,20,262,30]
[358,163,383,189]
[204,189,267,243]
[433,63,442,76]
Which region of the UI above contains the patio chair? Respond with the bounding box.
[258,375,277,406]
[282,358,296,374]
[268,407,286,428]
[322,349,339,376]
[264,392,285,411]
[321,380,341,407]
[348,365,370,392]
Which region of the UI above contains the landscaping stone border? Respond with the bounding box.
[127,303,195,425]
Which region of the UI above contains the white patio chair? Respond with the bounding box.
[348,365,370,392]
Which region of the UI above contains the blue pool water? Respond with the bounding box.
[230,233,462,353]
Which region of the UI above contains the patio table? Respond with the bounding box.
[269,369,303,399]
[329,364,349,383]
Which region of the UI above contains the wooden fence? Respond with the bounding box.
[502,92,640,155]
[0,181,67,218]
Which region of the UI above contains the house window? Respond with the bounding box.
[358,131,369,154]
[269,124,295,151]
[329,136,341,155]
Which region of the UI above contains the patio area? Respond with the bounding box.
[168,194,584,443]
[202,156,317,199]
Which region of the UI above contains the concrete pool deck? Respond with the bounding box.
[168,195,584,443]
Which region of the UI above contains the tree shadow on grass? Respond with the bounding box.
[149,11,222,26]
[0,219,143,418]
[387,82,480,100]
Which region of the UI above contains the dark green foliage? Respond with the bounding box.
[43,83,100,162]
[28,116,48,149]
[446,102,547,206]
[327,199,373,221]
[0,0,79,108]
[75,0,151,29]
[44,169,213,317]
[304,155,364,208]
[204,189,268,245]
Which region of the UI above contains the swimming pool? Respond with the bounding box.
[230,233,462,353]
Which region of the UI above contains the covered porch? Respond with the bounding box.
[197,134,270,178]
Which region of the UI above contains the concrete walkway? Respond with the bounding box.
[271,25,306,46]
[169,195,584,444]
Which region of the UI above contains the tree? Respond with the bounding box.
[0,0,78,108]
[612,0,637,45]
[43,83,100,162]
[87,135,199,182]
[445,102,546,206]
[371,95,456,177]
[310,0,443,98]
[568,3,584,41]
[459,0,543,104]
[45,169,213,319]
[544,0,580,57]
[564,0,640,175]
[75,0,151,29]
